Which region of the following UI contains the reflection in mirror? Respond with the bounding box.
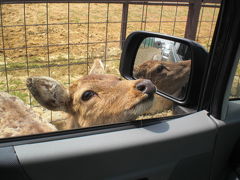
[134,37,191,99]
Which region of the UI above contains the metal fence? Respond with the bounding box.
[0,0,221,120]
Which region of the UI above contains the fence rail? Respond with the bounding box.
[0,0,221,3]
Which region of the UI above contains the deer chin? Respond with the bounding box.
[123,94,154,121]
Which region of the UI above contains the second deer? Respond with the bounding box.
[134,60,191,114]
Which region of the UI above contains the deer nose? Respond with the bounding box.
[136,79,156,95]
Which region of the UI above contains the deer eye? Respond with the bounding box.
[156,65,165,73]
[81,90,95,101]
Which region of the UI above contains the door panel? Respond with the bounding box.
[210,101,240,180]
[15,111,217,180]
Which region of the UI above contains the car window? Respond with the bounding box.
[0,1,221,138]
[230,62,240,99]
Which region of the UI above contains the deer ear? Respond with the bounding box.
[27,76,70,112]
[89,59,105,75]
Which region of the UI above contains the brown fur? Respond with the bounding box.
[134,60,191,114]
[0,92,57,138]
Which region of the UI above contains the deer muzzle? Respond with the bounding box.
[136,79,156,96]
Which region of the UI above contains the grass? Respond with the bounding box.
[231,64,240,98]
[11,90,29,103]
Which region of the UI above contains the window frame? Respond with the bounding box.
[198,0,240,119]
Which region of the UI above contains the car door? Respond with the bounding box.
[1,0,240,180]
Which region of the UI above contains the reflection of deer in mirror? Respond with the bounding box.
[134,60,191,96]
[27,59,156,130]
[134,60,191,114]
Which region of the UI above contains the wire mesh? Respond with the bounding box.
[0,0,221,121]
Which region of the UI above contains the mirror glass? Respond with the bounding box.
[134,37,192,99]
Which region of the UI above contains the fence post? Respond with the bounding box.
[120,2,129,49]
[185,0,202,40]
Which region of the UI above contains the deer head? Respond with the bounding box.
[27,71,156,129]
[134,60,191,97]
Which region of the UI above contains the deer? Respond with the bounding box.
[0,92,57,138]
[0,60,156,138]
[133,60,191,114]
[27,74,156,130]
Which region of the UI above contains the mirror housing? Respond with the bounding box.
[120,31,209,107]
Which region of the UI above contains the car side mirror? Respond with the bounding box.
[120,31,209,107]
